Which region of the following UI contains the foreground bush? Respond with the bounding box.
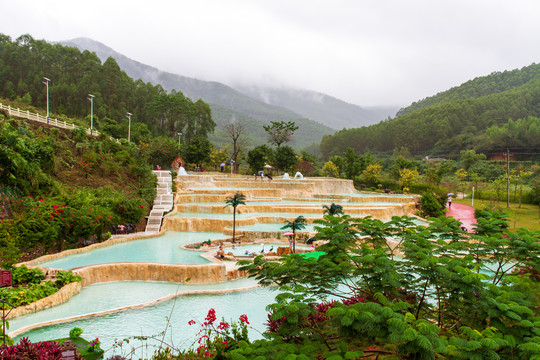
[0,337,82,359]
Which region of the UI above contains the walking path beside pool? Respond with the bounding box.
[446,203,477,233]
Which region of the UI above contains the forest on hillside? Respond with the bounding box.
[0,33,214,143]
[320,63,540,160]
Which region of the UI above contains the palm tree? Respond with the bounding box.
[224,192,246,243]
[322,203,344,216]
[281,215,307,254]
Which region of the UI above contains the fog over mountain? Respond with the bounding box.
[60,38,397,131]
[233,84,400,129]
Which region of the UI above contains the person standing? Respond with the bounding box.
[448,196,452,208]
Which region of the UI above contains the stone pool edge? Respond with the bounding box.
[8,283,261,339]
[7,261,247,320]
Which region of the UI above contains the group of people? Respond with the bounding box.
[255,171,272,181]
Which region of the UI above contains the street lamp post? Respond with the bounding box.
[42,77,50,124]
[177,132,182,147]
[87,94,94,135]
[126,112,132,142]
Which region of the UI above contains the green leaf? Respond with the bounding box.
[327,307,345,316]
[416,335,432,350]
[520,319,533,328]
[403,328,418,341]
[326,355,343,360]
[341,315,353,326]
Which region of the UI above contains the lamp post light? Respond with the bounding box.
[125,112,132,142]
[177,132,182,147]
[87,94,94,135]
[41,77,50,124]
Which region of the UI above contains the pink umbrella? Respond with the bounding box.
[282,232,294,236]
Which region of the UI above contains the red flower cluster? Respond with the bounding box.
[217,321,230,330]
[239,314,249,324]
[205,308,217,325]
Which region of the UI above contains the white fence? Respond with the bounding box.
[0,103,99,136]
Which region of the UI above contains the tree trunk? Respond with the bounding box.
[232,209,236,243]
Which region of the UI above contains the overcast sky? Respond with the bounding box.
[2,0,539,107]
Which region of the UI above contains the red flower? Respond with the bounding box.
[188,320,196,326]
[205,308,217,324]
[217,321,230,330]
[239,314,249,324]
[140,205,144,208]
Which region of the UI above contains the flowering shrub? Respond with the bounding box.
[87,337,101,352]
[265,295,366,334]
[181,308,251,358]
[116,198,147,223]
[0,337,82,359]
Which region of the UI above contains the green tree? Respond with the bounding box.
[322,203,343,216]
[273,145,297,174]
[399,168,419,190]
[247,144,272,174]
[183,135,213,168]
[281,215,307,254]
[209,145,231,172]
[460,149,487,170]
[263,121,299,148]
[419,192,444,217]
[321,161,339,178]
[362,163,383,185]
[224,192,246,244]
[237,213,540,359]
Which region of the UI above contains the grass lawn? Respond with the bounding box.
[454,198,540,232]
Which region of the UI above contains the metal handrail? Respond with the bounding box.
[0,103,99,136]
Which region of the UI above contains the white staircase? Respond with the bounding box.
[145,170,174,233]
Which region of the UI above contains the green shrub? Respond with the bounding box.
[420,192,444,217]
[55,270,82,288]
[12,265,45,285]
[69,327,83,339]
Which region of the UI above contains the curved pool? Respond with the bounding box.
[37,232,224,270]
[15,283,277,357]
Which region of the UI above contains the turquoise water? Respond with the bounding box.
[10,278,259,334]
[37,232,224,269]
[15,285,278,356]
[225,244,310,256]
[233,223,317,232]
[13,183,422,356]
[170,212,323,219]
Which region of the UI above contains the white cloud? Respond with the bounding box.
[1,0,539,106]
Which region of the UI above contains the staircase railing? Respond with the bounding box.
[0,103,99,136]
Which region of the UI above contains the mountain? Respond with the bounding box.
[320,63,540,159]
[396,63,540,117]
[59,37,335,150]
[232,85,398,129]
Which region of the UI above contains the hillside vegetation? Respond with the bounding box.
[0,113,159,264]
[320,63,540,159]
[0,34,214,143]
[60,37,336,150]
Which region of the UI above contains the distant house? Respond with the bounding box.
[423,156,446,161]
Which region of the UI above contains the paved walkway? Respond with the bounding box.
[446,203,477,233]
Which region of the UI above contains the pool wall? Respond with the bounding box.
[8,261,241,320]
[7,282,82,320]
[8,283,261,339]
[20,229,167,267]
[74,262,227,286]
